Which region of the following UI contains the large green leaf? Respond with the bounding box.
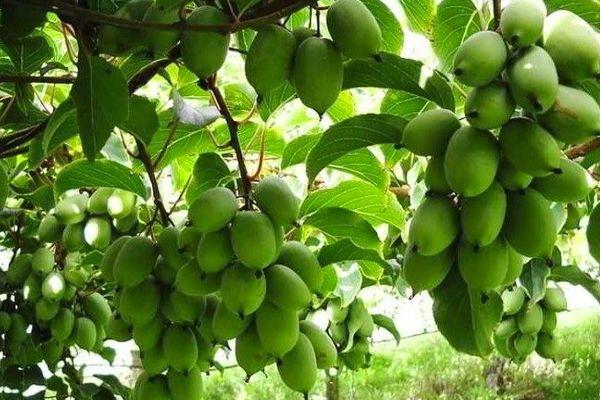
[327,91,356,123]
[372,314,401,344]
[300,180,405,228]
[545,0,600,29]
[362,0,404,53]
[71,56,129,160]
[304,207,381,250]
[55,159,147,199]
[305,114,405,182]
[432,0,481,72]
[380,90,434,119]
[432,269,503,357]
[398,0,436,34]
[550,265,600,303]
[330,149,390,190]
[1,34,54,74]
[42,99,78,154]
[319,239,390,273]
[519,259,551,304]
[119,95,159,145]
[281,134,320,169]
[258,82,296,121]
[343,53,455,110]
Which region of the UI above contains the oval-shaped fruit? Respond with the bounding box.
[496,158,533,190]
[543,287,567,312]
[175,263,221,296]
[188,187,238,232]
[221,264,266,316]
[254,176,299,226]
[0,312,11,333]
[465,82,516,129]
[157,227,184,270]
[38,215,64,243]
[62,223,85,252]
[453,31,507,87]
[458,237,509,290]
[514,332,537,356]
[100,236,130,282]
[536,332,558,359]
[500,0,546,47]
[408,195,460,256]
[246,25,296,95]
[119,279,160,326]
[36,298,60,321]
[460,182,506,247]
[106,313,132,342]
[32,247,54,274]
[587,203,600,262]
[167,366,203,400]
[83,217,112,249]
[326,0,382,59]
[138,374,170,400]
[107,189,136,219]
[256,301,299,357]
[42,272,65,301]
[181,6,230,79]
[98,0,152,56]
[531,158,594,203]
[7,313,27,343]
[54,194,88,225]
[196,228,234,273]
[133,317,164,351]
[543,10,600,82]
[235,325,272,377]
[425,157,452,194]
[211,301,251,341]
[113,236,158,287]
[502,245,524,286]
[300,320,337,369]
[265,264,310,311]
[277,333,317,394]
[166,291,206,323]
[74,317,97,350]
[231,211,278,269]
[402,245,454,292]
[444,126,499,197]
[87,188,114,214]
[7,253,32,285]
[517,303,544,334]
[402,109,460,156]
[541,309,557,333]
[495,317,519,339]
[141,3,179,55]
[502,287,526,316]
[50,308,75,341]
[113,208,138,233]
[83,292,111,328]
[23,273,42,302]
[504,188,557,258]
[499,118,561,177]
[293,27,316,45]
[163,325,198,372]
[293,37,343,114]
[506,46,559,113]
[277,241,323,293]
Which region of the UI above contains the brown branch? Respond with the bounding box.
[390,185,411,198]
[0,147,29,158]
[0,74,75,84]
[206,75,253,209]
[153,118,179,168]
[565,137,600,159]
[492,0,502,29]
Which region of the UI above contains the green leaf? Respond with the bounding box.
[281,134,320,169]
[21,185,54,210]
[304,207,381,249]
[258,82,296,121]
[186,152,235,205]
[549,265,600,303]
[55,159,147,199]
[380,90,434,119]
[545,0,600,29]
[320,264,339,297]
[333,263,363,307]
[372,314,401,344]
[398,0,436,34]
[343,53,455,110]
[301,180,405,228]
[119,95,159,145]
[432,269,503,357]
[330,149,390,190]
[306,114,406,182]
[42,99,78,154]
[362,0,404,53]
[432,0,481,72]
[71,56,129,160]
[318,239,390,273]
[1,34,54,74]
[519,259,551,304]
[326,91,356,123]
[223,83,257,119]
[93,374,130,399]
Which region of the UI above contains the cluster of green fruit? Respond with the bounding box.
[99,0,382,114]
[99,177,341,398]
[400,0,597,295]
[494,285,566,361]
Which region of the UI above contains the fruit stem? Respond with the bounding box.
[492,0,502,29]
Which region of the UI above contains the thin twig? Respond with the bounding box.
[250,125,266,180]
[0,74,75,84]
[492,0,502,29]
[565,137,600,159]
[169,174,193,214]
[153,118,179,168]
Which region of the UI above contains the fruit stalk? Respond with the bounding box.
[493,0,502,29]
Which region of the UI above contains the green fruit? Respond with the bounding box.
[83,217,112,249]
[541,309,557,333]
[113,209,138,233]
[113,236,158,287]
[100,236,130,282]
[181,6,230,79]
[119,279,160,326]
[343,299,372,350]
[328,298,348,323]
[178,226,202,254]
[543,10,600,82]
[329,321,348,345]
[502,287,526,315]
[41,272,65,301]
[54,194,88,225]
[340,337,370,370]
[74,317,97,350]
[539,85,600,144]
[36,298,60,321]
[460,182,506,247]
[63,263,90,288]
[188,187,238,232]
[38,215,64,243]
[506,46,558,113]
[504,188,557,258]
[106,313,132,342]
[265,264,311,311]
[7,253,32,285]
[277,241,323,293]
[493,332,513,358]
[444,126,499,197]
[212,301,251,341]
[256,301,299,357]
[532,158,594,203]
[403,246,454,292]
[500,0,546,47]
[23,273,41,302]
[254,176,299,226]
[277,333,317,395]
[8,313,27,343]
[163,325,198,371]
[157,227,184,270]
[0,312,11,333]
[42,339,63,370]
[408,195,460,256]
[425,157,452,194]
[453,31,507,87]
[246,25,296,95]
[32,247,54,274]
[138,374,170,400]
[175,263,221,296]
[293,27,316,45]
[83,293,111,328]
[51,308,75,341]
[502,245,524,286]
[293,37,343,114]
[142,346,169,376]
[165,291,206,322]
[231,211,278,269]
[458,237,508,290]
[107,189,136,219]
[87,188,114,214]
[517,303,544,334]
[326,0,382,59]
[587,203,600,262]
[401,109,460,156]
[300,320,337,369]
[141,3,179,55]
[154,256,177,285]
[196,228,234,273]
[536,332,558,359]
[235,325,272,377]
[465,82,516,130]
[62,223,85,252]
[499,118,561,177]
[495,317,519,338]
[167,366,203,400]
[221,264,266,316]
[98,0,152,55]
[496,158,533,190]
[195,332,217,371]
[543,287,567,312]
[133,317,164,351]
[514,333,537,356]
